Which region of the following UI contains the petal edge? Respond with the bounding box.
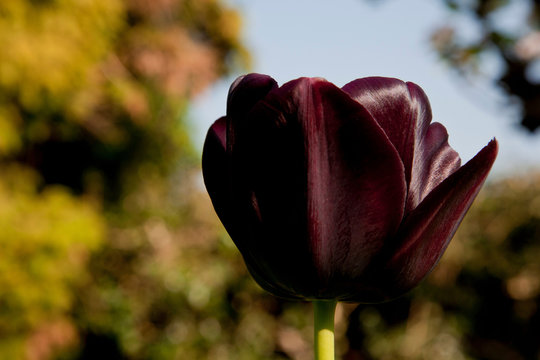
[380,139,498,297]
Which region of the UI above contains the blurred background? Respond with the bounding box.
[1,0,540,359]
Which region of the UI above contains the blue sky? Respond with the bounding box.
[190,0,540,178]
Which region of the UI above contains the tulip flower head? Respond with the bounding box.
[202,73,498,303]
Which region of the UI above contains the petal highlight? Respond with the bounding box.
[343,78,462,211]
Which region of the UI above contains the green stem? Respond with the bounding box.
[313,300,337,360]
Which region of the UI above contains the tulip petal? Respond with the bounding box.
[202,117,228,216]
[379,139,498,299]
[203,117,303,299]
[342,77,419,180]
[225,78,320,298]
[343,78,461,211]
[231,77,407,298]
[226,73,278,151]
[227,73,279,118]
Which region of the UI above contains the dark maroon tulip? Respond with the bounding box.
[202,73,498,302]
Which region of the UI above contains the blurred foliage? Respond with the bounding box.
[0,165,103,360]
[0,0,249,201]
[429,0,540,132]
[0,0,249,358]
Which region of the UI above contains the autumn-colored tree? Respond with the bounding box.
[0,0,248,358]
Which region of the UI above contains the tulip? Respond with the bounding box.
[203,72,497,300]
[203,73,497,359]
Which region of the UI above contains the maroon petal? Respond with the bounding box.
[226,74,278,151]
[227,73,278,117]
[406,121,461,212]
[203,117,302,299]
[379,139,498,298]
[233,78,407,297]
[342,78,461,212]
[342,77,420,180]
[202,117,228,214]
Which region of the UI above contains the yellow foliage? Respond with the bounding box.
[0,0,251,358]
[0,0,124,112]
[0,105,21,155]
[0,165,104,336]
